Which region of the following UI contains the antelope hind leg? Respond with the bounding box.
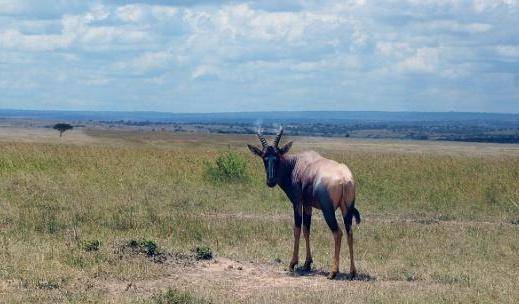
[343,206,359,277]
[320,193,342,280]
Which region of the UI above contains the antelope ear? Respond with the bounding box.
[279,141,293,155]
[247,144,263,157]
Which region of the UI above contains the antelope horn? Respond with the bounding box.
[273,126,284,148]
[257,129,268,148]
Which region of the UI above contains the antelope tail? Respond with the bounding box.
[344,197,360,233]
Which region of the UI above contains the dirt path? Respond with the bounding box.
[94,251,473,304]
[100,255,375,302]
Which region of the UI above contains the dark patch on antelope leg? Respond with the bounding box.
[321,200,339,232]
[302,212,311,230]
[293,205,302,228]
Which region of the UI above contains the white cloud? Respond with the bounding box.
[397,48,440,73]
[113,51,174,73]
[0,0,25,14]
[192,64,219,80]
[291,55,361,72]
[0,5,149,52]
[115,4,178,23]
[423,20,492,34]
[376,42,413,59]
[0,29,72,51]
[473,0,519,13]
[115,5,145,22]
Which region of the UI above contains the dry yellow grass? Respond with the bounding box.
[0,127,518,303]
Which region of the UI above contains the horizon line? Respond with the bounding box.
[2,108,519,116]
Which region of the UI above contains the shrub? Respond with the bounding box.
[194,246,213,260]
[152,288,212,304]
[141,240,159,256]
[205,151,249,183]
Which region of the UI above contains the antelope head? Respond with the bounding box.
[247,127,293,187]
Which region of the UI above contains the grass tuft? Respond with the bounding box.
[152,288,212,304]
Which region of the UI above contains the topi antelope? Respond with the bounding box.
[247,127,360,279]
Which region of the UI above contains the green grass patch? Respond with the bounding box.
[204,151,249,183]
[151,288,212,304]
[194,246,213,260]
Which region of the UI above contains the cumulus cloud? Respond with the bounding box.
[113,50,174,74]
[115,4,178,23]
[0,29,72,51]
[0,0,518,112]
[397,48,441,74]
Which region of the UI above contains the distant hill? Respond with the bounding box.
[1,109,518,125]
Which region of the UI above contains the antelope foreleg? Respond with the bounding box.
[289,204,302,272]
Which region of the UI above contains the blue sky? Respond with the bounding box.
[0,0,518,113]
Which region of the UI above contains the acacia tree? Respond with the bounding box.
[53,123,73,137]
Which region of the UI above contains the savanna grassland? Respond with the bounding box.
[0,128,518,303]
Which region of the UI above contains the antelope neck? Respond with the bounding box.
[277,154,297,191]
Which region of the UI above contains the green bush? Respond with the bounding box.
[152,288,212,304]
[194,246,213,260]
[205,151,249,183]
[141,240,158,256]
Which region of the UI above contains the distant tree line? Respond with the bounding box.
[91,120,519,144]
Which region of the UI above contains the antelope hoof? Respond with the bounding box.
[302,258,313,271]
[327,271,338,280]
[350,270,357,279]
[289,260,298,272]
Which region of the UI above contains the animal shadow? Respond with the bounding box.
[291,266,376,281]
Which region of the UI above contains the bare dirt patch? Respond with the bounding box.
[102,255,375,302]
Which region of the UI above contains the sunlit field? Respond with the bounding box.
[1,128,518,303]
